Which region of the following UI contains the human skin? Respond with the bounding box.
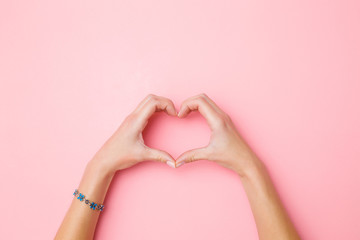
[176,94,301,240]
[55,94,301,240]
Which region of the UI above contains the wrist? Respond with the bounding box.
[77,159,115,204]
[88,155,117,178]
[236,154,265,180]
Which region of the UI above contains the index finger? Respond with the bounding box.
[133,94,177,130]
[177,94,223,130]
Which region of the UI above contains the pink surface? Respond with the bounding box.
[1,0,359,239]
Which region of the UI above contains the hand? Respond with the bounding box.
[176,94,262,177]
[91,94,177,174]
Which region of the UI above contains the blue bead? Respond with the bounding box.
[77,193,85,201]
[90,202,97,210]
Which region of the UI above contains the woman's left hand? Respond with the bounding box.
[56,94,177,240]
[91,94,177,174]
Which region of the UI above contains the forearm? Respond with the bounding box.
[240,158,300,240]
[55,95,178,239]
[55,158,114,240]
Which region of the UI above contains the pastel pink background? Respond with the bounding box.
[1,0,359,239]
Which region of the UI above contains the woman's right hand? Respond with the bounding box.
[176,94,262,177]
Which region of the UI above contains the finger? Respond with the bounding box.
[140,95,177,117]
[134,95,177,130]
[177,94,222,130]
[135,94,177,116]
[201,93,227,115]
[176,147,209,166]
[133,94,155,112]
[145,147,176,168]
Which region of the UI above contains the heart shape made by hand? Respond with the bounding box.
[95,93,255,176]
[143,108,211,166]
[128,93,255,174]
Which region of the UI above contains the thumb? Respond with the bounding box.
[176,147,209,167]
[145,147,176,168]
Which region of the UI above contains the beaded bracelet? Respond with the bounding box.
[73,189,105,212]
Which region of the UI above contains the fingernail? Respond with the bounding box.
[176,161,185,168]
[166,161,176,168]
